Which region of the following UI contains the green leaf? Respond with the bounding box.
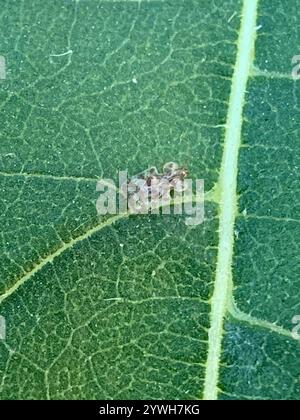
[0,0,299,400]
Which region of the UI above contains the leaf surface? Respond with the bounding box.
[0,0,299,400]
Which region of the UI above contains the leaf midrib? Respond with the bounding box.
[202,0,259,400]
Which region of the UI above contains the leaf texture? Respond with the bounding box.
[0,0,299,400]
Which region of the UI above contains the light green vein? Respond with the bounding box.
[250,66,294,80]
[242,214,300,224]
[228,299,297,341]
[0,214,125,304]
[0,171,99,183]
[0,195,206,305]
[203,0,259,401]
